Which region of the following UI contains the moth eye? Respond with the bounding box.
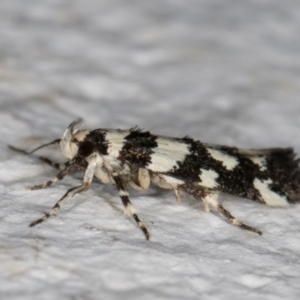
[78,141,94,158]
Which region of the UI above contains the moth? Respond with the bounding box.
[9,119,300,240]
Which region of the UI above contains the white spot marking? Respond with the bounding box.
[232,219,241,226]
[253,178,289,206]
[147,137,190,172]
[106,130,129,158]
[207,148,239,170]
[199,169,219,189]
[124,203,137,216]
[74,130,90,142]
[249,156,267,171]
[119,190,128,197]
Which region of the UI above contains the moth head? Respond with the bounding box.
[60,119,90,159]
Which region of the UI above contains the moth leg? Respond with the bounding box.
[38,156,67,170]
[38,156,87,172]
[205,194,262,235]
[137,168,150,189]
[113,174,150,240]
[202,195,210,213]
[174,188,181,204]
[129,168,150,191]
[151,174,182,204]
[29,156,97,227]
[28,156,88,190]
[27,160,75,190]
[169,184,181,204]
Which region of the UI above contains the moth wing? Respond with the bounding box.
[147,137,191,173]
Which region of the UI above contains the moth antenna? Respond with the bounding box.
[27,139,61,154]
[9,139,61,155]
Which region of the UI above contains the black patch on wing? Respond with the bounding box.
[266,148,300,203]
[167,137,300,203]
[119,129,158,167]
[85,129,108,155]
[167,137,213,182]
[215,146,266,201]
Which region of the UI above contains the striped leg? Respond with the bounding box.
[205,194,262,235]
[182,184,262,235]
[28,156,88,190]
[30,157,97,227]
[38,156,88,172]
[29,183,90,227]
[113,174,150,240]
[217,203,262,235]
[28,161,75,190]
[202,195,211,212]
[38,156,67,170]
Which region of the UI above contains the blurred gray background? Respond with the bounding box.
[1,1,300,299]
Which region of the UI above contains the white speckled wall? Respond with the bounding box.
[1,1,300,299]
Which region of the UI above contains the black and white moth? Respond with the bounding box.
[9,119,300,240]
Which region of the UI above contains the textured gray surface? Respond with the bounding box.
[1,1,300,299]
